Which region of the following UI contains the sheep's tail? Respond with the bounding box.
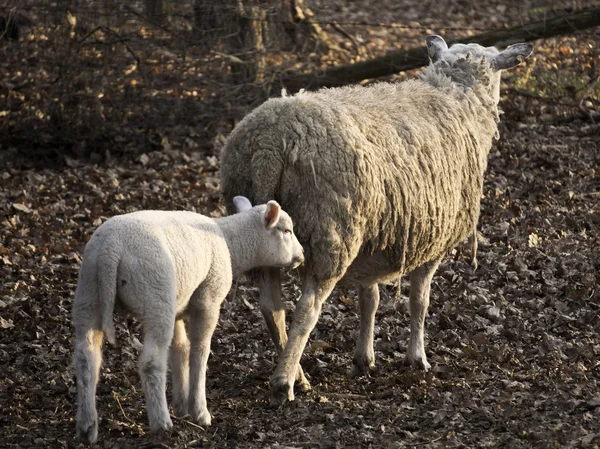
[249,150,285,204]
[96,249,120,345]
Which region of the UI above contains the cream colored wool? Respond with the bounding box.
[222,59,498,283]
[220,37,533,402]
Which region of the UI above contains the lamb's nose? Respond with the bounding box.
[291,254,304,269]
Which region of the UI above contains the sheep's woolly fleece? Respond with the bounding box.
[221,57,500,283]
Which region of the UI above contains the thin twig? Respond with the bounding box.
[112,391,137,425]
[574,191,600,199]
[330,20,359,55]
[170,414,207,430]
[141,444,173,449]
[318,391,367,400]
[178,440,203,449]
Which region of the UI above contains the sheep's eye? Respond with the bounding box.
[283,229,292,235]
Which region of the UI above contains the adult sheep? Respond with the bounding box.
[73,197,304,443]
[220,35,533,404]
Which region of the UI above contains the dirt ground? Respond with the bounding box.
[1,1,599,448]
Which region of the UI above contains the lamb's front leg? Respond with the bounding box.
[187,303,220,426]
[258,268,311,392]
[407,259,441,371]
[169,319,190,417]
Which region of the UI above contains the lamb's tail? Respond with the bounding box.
[96,249,120,345]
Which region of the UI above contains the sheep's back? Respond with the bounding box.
[221,81,495,280]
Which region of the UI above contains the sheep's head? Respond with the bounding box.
[233,196,305,271]
[426,35,533,104]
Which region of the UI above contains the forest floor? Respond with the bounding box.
[1,1,599,448]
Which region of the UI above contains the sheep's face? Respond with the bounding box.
[233,196,305,270]
[426,35,533,104]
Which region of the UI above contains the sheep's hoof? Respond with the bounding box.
[349,361,375,378]
[295,369,312,393]
[270,376,294,405]
[350,353,375,378]
[76,419,98,445]
[405,353,431,372]
[192,409,212,427]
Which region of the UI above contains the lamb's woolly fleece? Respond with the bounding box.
[221,57,500,283]
[72,206,298,342]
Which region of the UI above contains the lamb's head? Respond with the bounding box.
[233,196,304,270]
[426,35,533,104]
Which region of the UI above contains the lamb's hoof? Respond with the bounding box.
[192,409,212,427]
[76,419,98,445]
[270,376,295,405]
[405,354,431,371]
[149,415,174,433]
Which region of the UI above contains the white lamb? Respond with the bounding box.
[72,196,304,444]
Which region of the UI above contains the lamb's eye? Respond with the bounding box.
[283,229,292,235]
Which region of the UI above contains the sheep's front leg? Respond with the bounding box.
[74,328,104,444]
[406,259,441,371]
[169,319,190,417]
[351,283,380,377]
[259,268,311,392]
[187,303,220,426]
[270,276,338,404]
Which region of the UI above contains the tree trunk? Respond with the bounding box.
[145,0,170,25]
[279,6,600,91]
[193,0,333,83]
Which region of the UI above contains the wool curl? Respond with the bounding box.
[221,55,502,284]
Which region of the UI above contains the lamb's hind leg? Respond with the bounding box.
[351,283,380,377]
[187,300,221,426]
[406,259,441,371]
[74,327,104,444]
[259,268,311,392]
[139,304,175,432]
[169,319,190,417]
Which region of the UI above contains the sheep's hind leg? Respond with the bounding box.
[350,283,380,377]
[406,259,441,371]
[74,327,104,444]
[270,276,339,404]
[169,319,190,417]
[187,302,220,427]
[139,311,175,432]
[259,268,311,392]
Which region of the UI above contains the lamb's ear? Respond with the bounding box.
[426,35,448,63]
[263,201,281,229]
[233,196,253,213]
[492,43,533,71]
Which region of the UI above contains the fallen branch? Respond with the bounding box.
[280,6,600,91]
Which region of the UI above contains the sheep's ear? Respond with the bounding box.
[492,43,533,71]
[426,35,448,63]
[263,201,281,229]
[233,196,253,213]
